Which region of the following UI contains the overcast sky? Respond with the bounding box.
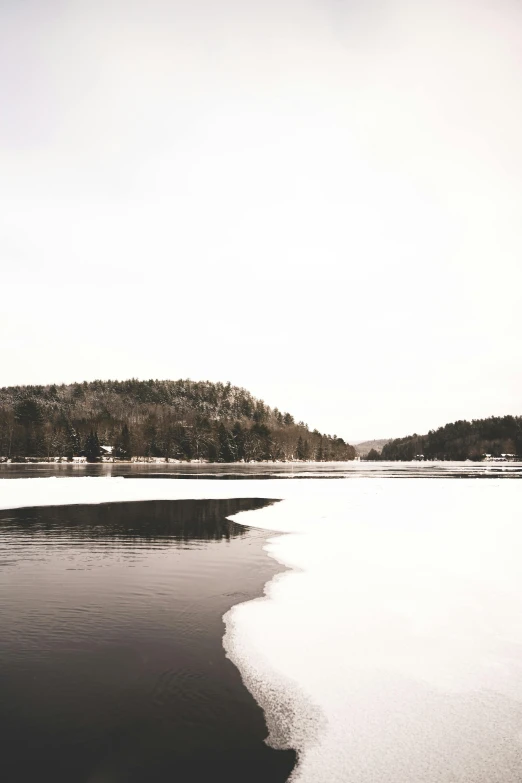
[1,0,521,441]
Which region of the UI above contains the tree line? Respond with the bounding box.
[380,415,522,461]
[0,378,356,462]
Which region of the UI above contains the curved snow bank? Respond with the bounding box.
[224,592,325,766]
[2,477,522,781]
[225,480,522,783]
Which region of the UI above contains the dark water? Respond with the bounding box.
[1,460,522,479]
[0,499,296,783]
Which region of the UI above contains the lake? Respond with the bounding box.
[0,498,295,783]
[1,459,522,480]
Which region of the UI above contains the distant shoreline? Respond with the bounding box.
[0,456,361,465]
[0,456,520,465]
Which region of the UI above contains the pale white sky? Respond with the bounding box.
[1,0,521,441]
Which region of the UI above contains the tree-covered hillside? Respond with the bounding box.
[0,379,356,462]
[381,415,522,461]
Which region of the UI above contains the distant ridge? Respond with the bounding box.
[0,378,356,463]
[381,415,522,461]
[353,439,391,457]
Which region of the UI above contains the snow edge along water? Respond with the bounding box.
[0,476,332,782]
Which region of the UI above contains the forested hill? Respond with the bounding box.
[381,415,522,461]
[0,379,356,462]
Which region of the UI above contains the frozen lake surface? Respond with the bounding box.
[1,467,521,781]
[1,459,522,480]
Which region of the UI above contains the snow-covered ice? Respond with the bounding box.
[1,477,522,781]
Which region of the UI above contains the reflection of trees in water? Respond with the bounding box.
[0,498,277,544]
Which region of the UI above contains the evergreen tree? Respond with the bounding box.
[249,423,272,461]
[217,423,234,463]
[14,398,44,457]
[296,436,305,460]
[14,398,44,427]
[113,424,132,460]
[84,430,102,462]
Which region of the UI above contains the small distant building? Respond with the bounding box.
[101,445,113,461]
